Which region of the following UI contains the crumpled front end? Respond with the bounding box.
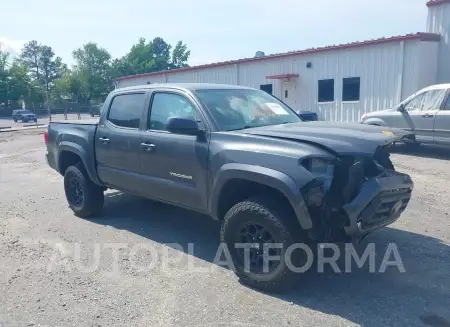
[301,146,413,242]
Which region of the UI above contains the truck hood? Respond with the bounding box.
[238,121,412,155]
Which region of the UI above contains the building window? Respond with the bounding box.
[342,77,360,101]
[260,84,273,94]
[318,79,334,102]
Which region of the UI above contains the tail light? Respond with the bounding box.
[44,128,48,144]
[361,114,367,122]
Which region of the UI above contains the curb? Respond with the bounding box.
[0,125,47,133]
[23,123,46,127]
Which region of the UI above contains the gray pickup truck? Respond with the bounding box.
[45,83,414,291]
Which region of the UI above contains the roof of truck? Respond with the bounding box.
[113,83,255,93]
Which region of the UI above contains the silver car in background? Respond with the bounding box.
[361,84,450,146]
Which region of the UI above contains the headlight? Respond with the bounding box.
[302,158,335,192]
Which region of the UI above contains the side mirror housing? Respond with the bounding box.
[166,117,201,135]
[398,104,406,112]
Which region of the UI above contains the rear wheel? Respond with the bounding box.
[221,196,308,292]
[64,162,104,218]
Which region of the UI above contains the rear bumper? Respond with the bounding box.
[45,152,57,171]
[343,171,413,237]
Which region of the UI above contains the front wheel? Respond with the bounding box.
[64,162,104,218]
[221,197,307,292]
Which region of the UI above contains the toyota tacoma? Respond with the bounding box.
[45,83,414,291]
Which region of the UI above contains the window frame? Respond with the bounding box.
[105,92,148,130]
[342,77,361,102]
[317,79,335,103]
[146,90,205,134]
[440,89,450,110]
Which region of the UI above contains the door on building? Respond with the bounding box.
[387,89,446,144]
[282,82,297,110]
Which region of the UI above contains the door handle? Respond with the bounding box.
[421,114,434,118]
[98,137,110,144]
[140,142,155,152]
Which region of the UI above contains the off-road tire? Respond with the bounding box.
[64,162,104,218]
[221,196,307,293]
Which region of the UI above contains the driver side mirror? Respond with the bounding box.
[166,116,202,136]
[398,104,406,112]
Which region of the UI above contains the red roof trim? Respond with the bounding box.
[266,74,299,79]
[427,0,450,7]
[114,32,440,82]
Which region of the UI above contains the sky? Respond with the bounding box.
[0,0,429,67]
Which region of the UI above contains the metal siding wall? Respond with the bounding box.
[418,41,439,90]
[427,3,450,83]
[117,75,165,88]
[238,42,410,122]
[401,41,421,101]
[116,41,425,122]
[166,66,237,84]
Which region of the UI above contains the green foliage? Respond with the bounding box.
[73,42,113,101]
[112,37,190,78]
[1,36,191,109]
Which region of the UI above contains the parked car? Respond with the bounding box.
[361,84,450,146]
[12,109,38,123]
[45,83,414,291]
[90,103,104,117]
[296,110,319,121]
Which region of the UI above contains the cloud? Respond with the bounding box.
[0,37,27,57]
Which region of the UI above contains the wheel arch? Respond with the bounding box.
[209,164,313,230]
[57,142,102,186]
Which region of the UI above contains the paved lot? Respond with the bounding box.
[0,114,93,129]
[0,130,449,327]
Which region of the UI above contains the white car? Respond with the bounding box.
[361,84,450,146]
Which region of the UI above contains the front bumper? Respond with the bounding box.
[343,171,413,236]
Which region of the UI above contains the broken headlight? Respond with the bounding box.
[302,157,335,192]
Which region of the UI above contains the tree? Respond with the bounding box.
[113,37,191,78]
[171,41,190,69]
[20,40,41,81]
[38,45,63,97]
[0,43,10,105]
[72,42,113,101]
[54,69,87,103]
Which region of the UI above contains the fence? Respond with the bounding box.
[0,106,100,121]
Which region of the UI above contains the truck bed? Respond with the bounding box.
[50,118,99,125]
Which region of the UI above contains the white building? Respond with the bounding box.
[114,0,450,122]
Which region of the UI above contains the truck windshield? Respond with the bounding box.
[195,89,301,131]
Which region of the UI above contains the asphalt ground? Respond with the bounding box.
[0,129,449,327]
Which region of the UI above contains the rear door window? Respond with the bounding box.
[107,93,146,129]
